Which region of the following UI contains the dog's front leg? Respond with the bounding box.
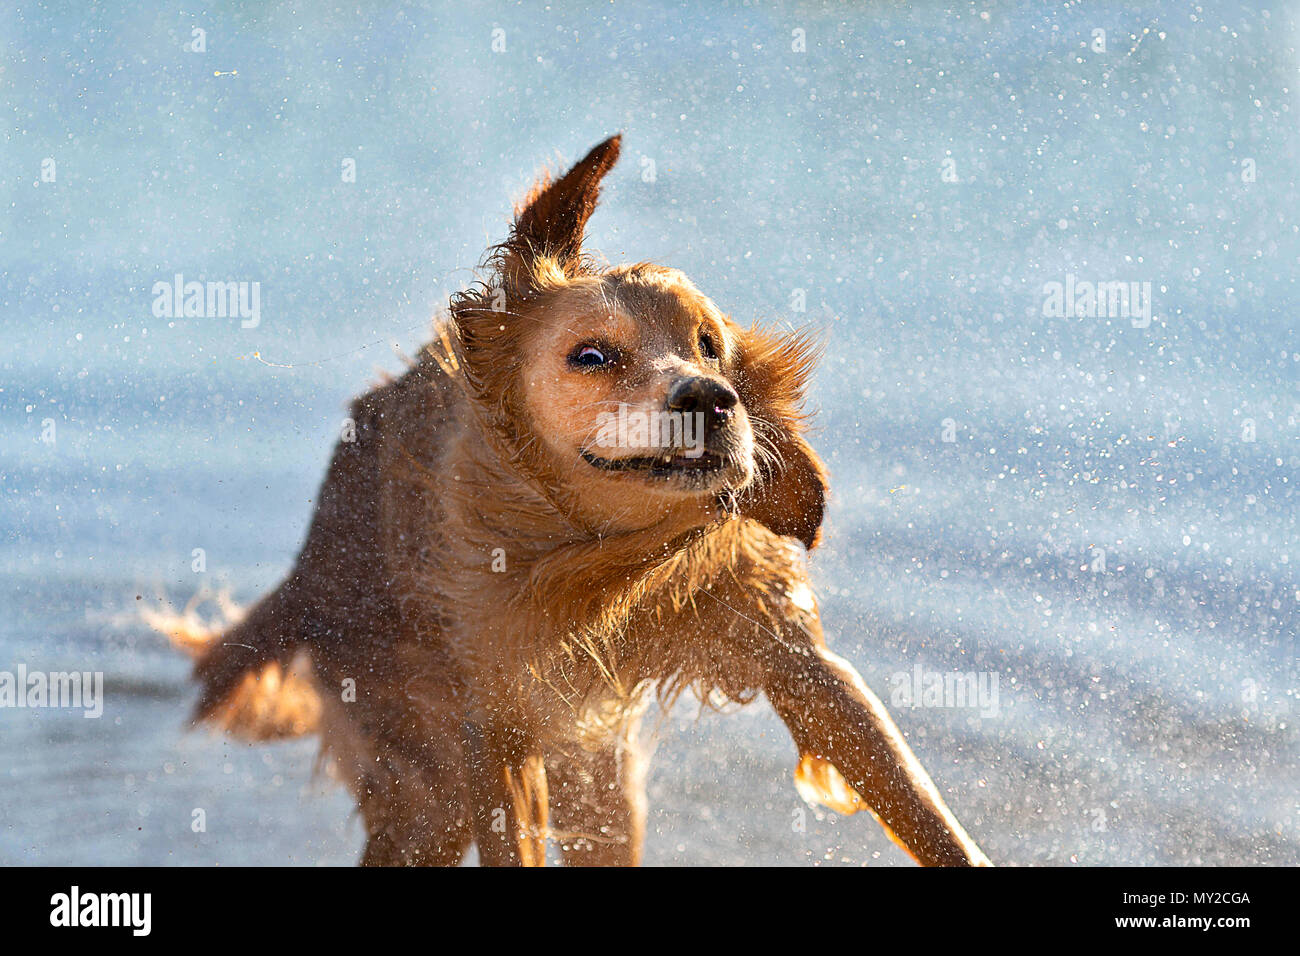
[761,627,991,867]
[461,722,549,866]
[546,718,650,867]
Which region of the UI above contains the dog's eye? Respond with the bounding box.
[698,333,720,362]
[569,344,615,368]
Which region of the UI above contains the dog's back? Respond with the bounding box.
[175,335,463,740]
[162,336,481,862]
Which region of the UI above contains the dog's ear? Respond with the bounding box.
[500,134,622,295]
[731,325,828,550]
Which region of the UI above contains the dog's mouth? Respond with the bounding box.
[581,448,729,480]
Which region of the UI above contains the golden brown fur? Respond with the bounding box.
[161,136,991,866]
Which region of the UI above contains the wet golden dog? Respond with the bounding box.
[163,136,990,866]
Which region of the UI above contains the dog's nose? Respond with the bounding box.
[666,376,738,429]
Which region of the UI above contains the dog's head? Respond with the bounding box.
[451,136,827,549]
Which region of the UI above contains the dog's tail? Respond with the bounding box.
[147,583,321,740]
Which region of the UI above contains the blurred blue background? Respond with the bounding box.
[1,0,1295,864]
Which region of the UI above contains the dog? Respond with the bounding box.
[160,135,991,866]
